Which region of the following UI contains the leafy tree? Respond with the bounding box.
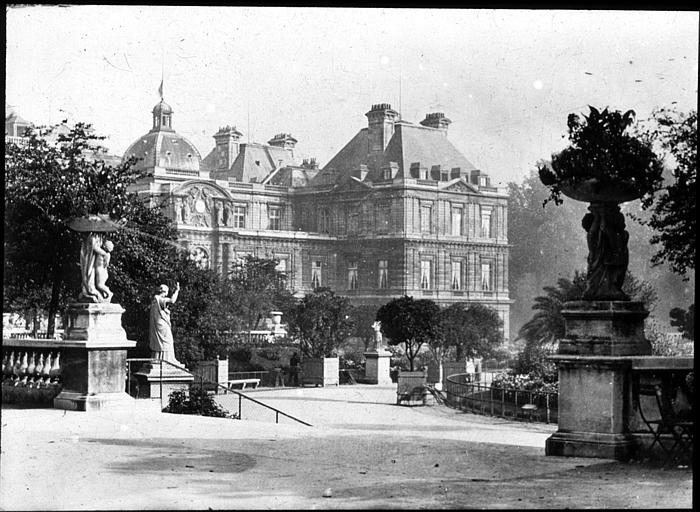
[637,108,697,277]
[507,169,588,337]
[376,296,440,371]
[348,304,380,351]
[228,255,296,330]
[669,304,694,340]
[286,288,355,358]
[436,303,504,360]
[4,122,144,334]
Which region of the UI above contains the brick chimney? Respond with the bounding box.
[268,133,298,158]
[420,112,452,134]
[366,103,399,155]
[212,125,242,171]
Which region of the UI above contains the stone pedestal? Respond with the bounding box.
[545,356,634,460]
[132,361,194,399]
[52,303,137,412]
[558,301,651,356]
[364,349,393,385]
[301,357,339,387]
[546,300,650,460]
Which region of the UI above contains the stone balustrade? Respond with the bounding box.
[2,341,66,404]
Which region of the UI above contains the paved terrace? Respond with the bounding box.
[1,385,692,510]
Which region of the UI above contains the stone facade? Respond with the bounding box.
[124,99,512,338]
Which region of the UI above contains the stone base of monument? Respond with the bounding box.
[363,349,393,385]
[546,300,650,461]
[53,302,137,412]
[558,301,651,356]
[132,362,194,400]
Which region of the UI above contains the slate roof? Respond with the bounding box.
[318,120,477,185]
[225,143,299,183]
[123,130,202,172]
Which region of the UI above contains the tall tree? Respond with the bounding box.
[437,303,504,361]
[228,255,296,331]
[638,108,697,277]
[4,122,145,334]
[376,296,440,371]
[287,288,355,359]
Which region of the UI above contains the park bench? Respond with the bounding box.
[227,378,260,390]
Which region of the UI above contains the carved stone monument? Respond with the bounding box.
[544,181,652,460]
[363,321,392,385]
[52,214,137,411]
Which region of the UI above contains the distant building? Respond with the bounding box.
[124,97,511,338]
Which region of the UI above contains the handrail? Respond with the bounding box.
[211,380,312,427]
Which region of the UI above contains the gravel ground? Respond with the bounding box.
[0,385,692,509]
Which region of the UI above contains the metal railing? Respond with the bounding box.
[201,377,312,427]
[126,358,310,426]
[444,373,558,424]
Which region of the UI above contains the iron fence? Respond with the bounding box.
[444,373,558,424]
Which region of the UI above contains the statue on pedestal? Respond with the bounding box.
[149,282,182,366]
[78,232,114,303]
[372,321,384,351]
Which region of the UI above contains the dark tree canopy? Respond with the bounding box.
[228,255,296,331]
[287,288,355,358]
[638,108,697,277]
[669,304,694,341]
[376,296,440,371]
[436,303,504,361]
[4,122,146,334]
[348,304,381,351]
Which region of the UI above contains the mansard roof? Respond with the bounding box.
[228,142,298,183]
[318,120,477,185]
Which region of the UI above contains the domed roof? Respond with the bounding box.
[152,100,173,115]
[123,96,202,172]
[124,130,202,172]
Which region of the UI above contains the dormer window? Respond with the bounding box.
[383,168,392,180]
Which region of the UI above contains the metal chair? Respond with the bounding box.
[633,374,693,466]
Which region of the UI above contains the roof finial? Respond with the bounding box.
[158,50,164,101]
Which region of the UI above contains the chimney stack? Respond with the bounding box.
[268,133,298,157]
[420,112,452,134]
[366,103,399,155]
[213,125,243,171]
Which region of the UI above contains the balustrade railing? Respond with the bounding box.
[2,348,63,404]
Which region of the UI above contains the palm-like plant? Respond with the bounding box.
[517,272,586,348]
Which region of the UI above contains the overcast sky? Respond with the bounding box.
[6,6,699,187]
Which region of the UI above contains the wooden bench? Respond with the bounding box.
[227,378,260,390]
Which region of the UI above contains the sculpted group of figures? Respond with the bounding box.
[78,232,183,365]
[173,187,239,229]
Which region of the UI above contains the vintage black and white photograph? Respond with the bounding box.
[3,5,696,509]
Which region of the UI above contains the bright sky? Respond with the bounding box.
[6,6,699,186]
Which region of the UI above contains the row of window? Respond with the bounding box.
[208,202,496,237]
[311,259,495,292]
[192,247,496,293]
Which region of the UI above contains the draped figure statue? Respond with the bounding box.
[149,282,182,365]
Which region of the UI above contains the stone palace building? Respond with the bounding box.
[6,98,512,339]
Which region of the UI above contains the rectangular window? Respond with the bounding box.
[378,259,388,289]
[376,204,390,233]
[347,261,358,290]
[420,260,432,290]
[268,206,281,230]
[481,262,492,291]
[421,205,432,233]
[383,168,392,180]
[451,207,462,236]
[233,206,246,229]
[311,261,322,290]
[275,258,288,288]
[451,261,462,290]
[480,207,491,238]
